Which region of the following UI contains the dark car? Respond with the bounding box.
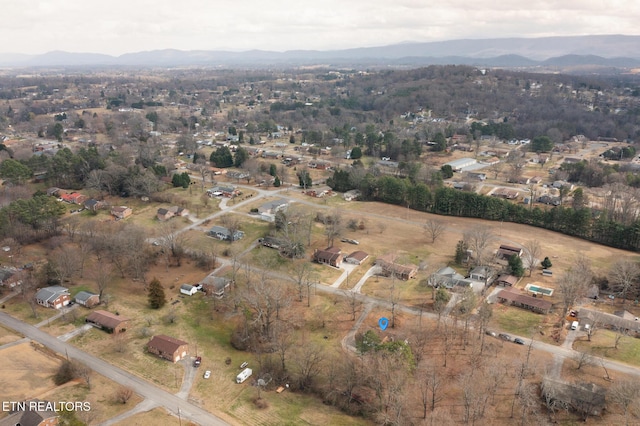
[514,338,525,345]
[498,333,511,341]
[193,356,202,367]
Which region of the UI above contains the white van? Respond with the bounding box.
[570,321,579,330]
[236,368,252,384]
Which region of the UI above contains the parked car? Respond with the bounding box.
[203,370,211,379]
[485,330,497,337]
[193,356,201,367]
[340,238,359,245]
[514,338,525,345]
[498,333,511,341]
[569,310,577,317]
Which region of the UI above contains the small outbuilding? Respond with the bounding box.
[180,284,198,296]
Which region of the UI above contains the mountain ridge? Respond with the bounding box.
[1,35,639,69]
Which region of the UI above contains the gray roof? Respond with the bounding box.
[180,284,195,291]
[35,286,69,303]
[75,291,98,303]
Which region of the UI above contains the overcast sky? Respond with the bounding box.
[4,0,640,55]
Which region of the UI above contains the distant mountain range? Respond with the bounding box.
[1,35,639,70]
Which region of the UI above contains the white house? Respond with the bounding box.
[180,284,198,296]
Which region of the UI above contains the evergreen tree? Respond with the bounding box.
[148,277,166,309]
[297,170,312,189]
[541,257,553,269]
[233,147,249,167]
[274,176,281,187]
[350,146,362,159]
[508,254,525,277]
[454,240,468,264]
[209,146,233,168]
[440,164,454,179]
[433,132,447,151]
[269,163,277,176]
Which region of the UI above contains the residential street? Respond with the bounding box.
[0,311,230,426]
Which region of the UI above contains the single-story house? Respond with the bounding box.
[75,291,100,308]
[469,266,493,282]
[206,186,238,198]
[47,187,62,196]
[208,226,244,242]
[86,310,129,333]
[429,266,472,289]
[262,151,281,159]
[34,286,70,309]
[146,335,188,363]
[168,206,189,217]
[259,236,284,250]
[496,244,523,260]
[83,199,105,212]
[376,254,418,280]
[60,192,87,205]
[258,199,289,221]
[111,206,132,219]
[313,246,343,268]
[343,190,361,201]
[258,199,289,215]
[579,308,640,335]
[0,268,21,287]
[1,399,59,426]
[496,288,552,314]
[467,172,487,181]
[541,378,606,419]
[496,274,519,287]
[344,251,369,265]
[309,160,332,170]
[157,208,174,221]
[492,188,520,200]
[200,275,232,298]
[180,284,198,296]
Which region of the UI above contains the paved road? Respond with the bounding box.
[0,311,230,426]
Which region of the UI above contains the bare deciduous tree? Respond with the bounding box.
[610,379,640,426]
[557,255,593,323]
[424,219,446,244]
[115,386,134,404]
[522,240,541,277]
[609,258,640,304]
[463,226,495,266]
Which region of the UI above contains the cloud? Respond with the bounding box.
[3,0,639,55]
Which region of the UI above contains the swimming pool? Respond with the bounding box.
[525,283,554,296]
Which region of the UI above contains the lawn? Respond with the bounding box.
[491,304,546,338]
[574,329,640,366]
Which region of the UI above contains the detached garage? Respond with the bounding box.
[180,284,198,296]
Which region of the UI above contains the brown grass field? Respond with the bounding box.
[2,187,639,424]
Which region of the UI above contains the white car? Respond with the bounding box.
[203,370,211,379]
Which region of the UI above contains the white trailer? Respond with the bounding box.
[236,368,252,384]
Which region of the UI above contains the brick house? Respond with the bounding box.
[146,335,188,362]
[111,206,132,220]
[86,310,129,334]
[313,246,343,267]
[34,286,70,309]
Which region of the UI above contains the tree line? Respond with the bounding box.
[327,168,640,251]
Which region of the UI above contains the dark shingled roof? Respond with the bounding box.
[147,334,187,354]
[86,310,129,330]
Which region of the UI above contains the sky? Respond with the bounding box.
[4,0,640,55]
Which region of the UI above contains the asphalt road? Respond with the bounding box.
[0,311,230,426]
